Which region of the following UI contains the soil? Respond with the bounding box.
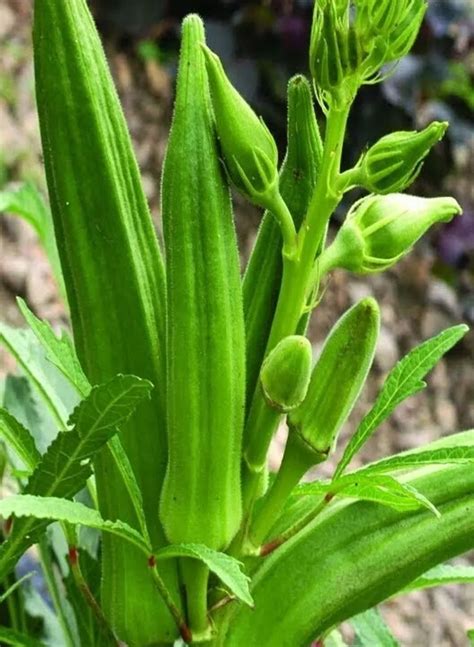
[1,1,473,645]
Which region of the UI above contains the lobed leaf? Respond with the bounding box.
[335,325,468,477]
[0,495,149,556]
[352,445,474,477]
[224,463,474,646]
[14,303,149,542]
[295,473,439,515]
[155,543,253,607]
[17,298,89,397]
[0,375,152,580]
[401,563,474,594]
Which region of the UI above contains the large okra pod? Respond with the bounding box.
[243,76,322,407]
[159,17,245,550]
[33,1,179,643]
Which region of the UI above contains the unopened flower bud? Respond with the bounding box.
[260,336,313,413]
[360,122,447,194]
[319,193,462,275]
[310,0,427,107]
[288,298,380,459]
[202,45,279,208]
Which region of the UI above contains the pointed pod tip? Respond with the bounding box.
[355,296,380,319]
[181,13,205,42]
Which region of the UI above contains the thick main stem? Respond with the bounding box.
[241,105,351,530]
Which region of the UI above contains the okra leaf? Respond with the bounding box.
[13,305,148,540]
[0,626,46,647]
[351,445,474,477]
[0,182,64,294]
[27,374,152,498]
[0,408,41,472]
[224,463,474,646]
[0,495,149,556]
[401,563,474,593]
[295,473,439,516]
[468,629,474,646]
[17,298,89,397]
[0,323,78,429]
[155,543,253,607]
[335,324,468,477]
[351,608,399,647]
[0,375,152,579]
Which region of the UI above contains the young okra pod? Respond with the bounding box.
[159,16,245,552]
[260,336,313,413]
[248,299,380,548]
[288,297,380,461]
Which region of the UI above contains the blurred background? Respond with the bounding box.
[0,0,473,644]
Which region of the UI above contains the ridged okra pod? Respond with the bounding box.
[160,17,245,550]
[243,76,322,408]
[289,297,380,460]
[33,1,179,643]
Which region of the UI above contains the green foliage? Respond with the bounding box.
[351,608,399,647]
[335,324,468,477]
[0,0,471,645]
[155,544,252,607]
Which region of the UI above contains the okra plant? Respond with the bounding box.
[1,0,474,645]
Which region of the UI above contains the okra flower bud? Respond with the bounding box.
[359,122,448,194]
[288,298,380,460]
[202,45,279,209]
[319,194,462,275]
[310,0,427,107]
[260,336,313,413]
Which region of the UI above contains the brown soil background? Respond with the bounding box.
[0,0,473,644]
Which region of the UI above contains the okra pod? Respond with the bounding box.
[33,1,179,643]
[288,297,380,460]
[159,16,245,551]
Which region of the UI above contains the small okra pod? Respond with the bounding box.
[159,16,246,552]
[260,336,313,413]
[248,299,379,549]
[288,297,380,461]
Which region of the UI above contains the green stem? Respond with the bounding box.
[248,433,316,550]
[241,104,351,530]
[182,559,210,639]
[149,557,191,643]
[63,525,118,645]
[260,496,331,557]
[4,574,21,631]
[268,190,298,260]
[38,537,76,647]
